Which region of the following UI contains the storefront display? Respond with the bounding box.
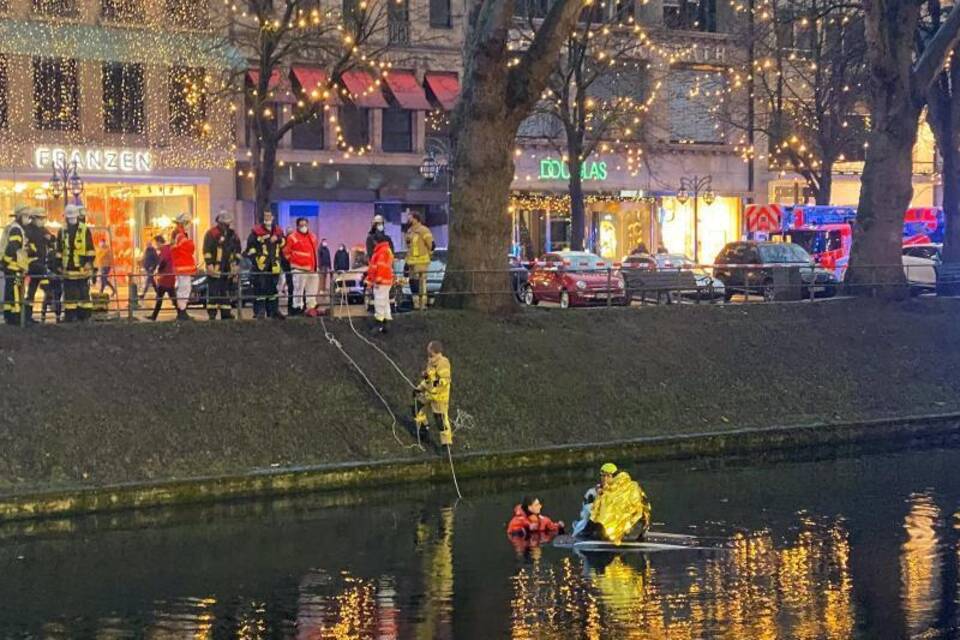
[657,196,741,264]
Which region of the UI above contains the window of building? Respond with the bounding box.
[292,111,325,150]
[382,107,413,152]
[668,69,724,144]
[430,0,451,27]
[166,0,207,28]
[101,0,144,21]
[339,104,369,148]
[0,57,7,130]
[663,0,716,32]
[343,0,361,26]
[516,0,549,19]
[169,66,207,137]
[388,0,410,45]
[33,57,79,132]
[33,0,78,17]
[103,62,144,134]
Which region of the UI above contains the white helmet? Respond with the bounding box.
[373,214,385,224]
[64,204,82,221]
[175,212,190,225]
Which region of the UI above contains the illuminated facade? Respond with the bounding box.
[0,0,236,280]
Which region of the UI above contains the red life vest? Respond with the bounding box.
[367,241,394,286]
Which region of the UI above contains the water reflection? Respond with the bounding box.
[508,519,854,639]
[900,492,943,638]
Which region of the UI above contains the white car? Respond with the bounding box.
[333,268,367,304]
[902,243,941,292]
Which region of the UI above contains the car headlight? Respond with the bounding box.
[576,280,587,290]
[616,279,624,288]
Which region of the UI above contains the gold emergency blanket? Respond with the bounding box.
[590,471,652,544]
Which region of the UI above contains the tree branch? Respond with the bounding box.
[914,4,960,97]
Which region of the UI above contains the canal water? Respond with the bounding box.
[2,445,960,639]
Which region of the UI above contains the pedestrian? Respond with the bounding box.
[318,236,332,296]
[202,210,241,320]
[365,214,394,260]
[404,212,434,310]
[23,208,51,325]
[334,243,350,271]
[141,238,159,299]
[1,206,29,326]
[367,233,394,333]
[283,217,321,317]
[56,204,95,322]
[149,235,176,321]
[245,210,286,319]
[413,340,453,446]
[96,239,116,296]
[170,213,196,321]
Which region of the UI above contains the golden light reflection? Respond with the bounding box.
[901,493,942,637]
[508,519,854,639]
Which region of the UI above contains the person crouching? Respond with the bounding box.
[367,236,394,333]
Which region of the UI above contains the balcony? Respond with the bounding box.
[389,20,411,46]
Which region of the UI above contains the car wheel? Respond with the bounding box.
[560,291,570,309]
[522,285,538,306]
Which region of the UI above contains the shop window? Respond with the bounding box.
[339,104,369,148]
[292,111,325,150]
[430,0,451,27]
[668,69,724,144]
[169,65,207,137]
[103,62,144,135]
[663,0,716,32]
[166,0,207,28]
[382,107,413,153]
[0,57,7,130]
[33,57,79,132]
[101,0,144,21]
[33,0,78,17]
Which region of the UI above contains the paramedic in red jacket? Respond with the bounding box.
[367,235,394,333]
[507,496,565,539]
[170,213,196,321]
[283,217,321,317]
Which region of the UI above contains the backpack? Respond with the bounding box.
[0,220,27,270]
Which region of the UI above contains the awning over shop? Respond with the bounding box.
[291,66,339,104]
[247,68,294,103]
[340,70,389,108]
[425,72,460,111]
[0,19,243,68]
[384,70,433,110]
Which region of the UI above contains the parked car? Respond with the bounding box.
[333,267,367,304]
[713,241,837,300]
[189,256,254,308]
[622,253,725,301]
[521,251,628,308]
[393,248,447,309]
[902,243,941,293]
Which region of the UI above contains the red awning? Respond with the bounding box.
[247,68,294,103]
[340,70,389,108]
[424,72,460,111]
[383,70,432,110]
[291,66,339,104]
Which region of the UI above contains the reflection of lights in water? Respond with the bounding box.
[900,492,942,637]
[508,519,854,640]
[412,507,455,640]
[145,596,216,640]
[296,571,381,639]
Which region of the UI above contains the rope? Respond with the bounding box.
[445,444,463,500]
[338,285,417,390]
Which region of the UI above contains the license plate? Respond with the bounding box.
[810,286,825,293]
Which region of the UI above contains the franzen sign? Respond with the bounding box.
[34,147,154,174]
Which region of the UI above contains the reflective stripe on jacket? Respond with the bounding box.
[171,225,196,274]
[405,222,434,267]
[367,241,394,285]
[56,223,95,277]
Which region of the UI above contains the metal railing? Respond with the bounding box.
[0,262,945,327]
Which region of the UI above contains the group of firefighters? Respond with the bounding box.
[1,206,437,326]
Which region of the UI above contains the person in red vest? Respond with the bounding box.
[506,496,565,539]
[367,235,394,333]
[283,217,321,317]
[170,213,196,321]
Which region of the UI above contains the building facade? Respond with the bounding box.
[0,0,237,279]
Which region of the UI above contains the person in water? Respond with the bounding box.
[507,496,565,539]
[573,462,651,543]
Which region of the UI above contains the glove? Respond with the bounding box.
[206,266,218,277]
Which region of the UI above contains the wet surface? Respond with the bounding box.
[2,445,960,638]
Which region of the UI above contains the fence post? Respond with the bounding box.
[236,274,244,320]
[127,276,135,322]
[328,271,336,316]
[19,276,27,328]
[607,267,612,308]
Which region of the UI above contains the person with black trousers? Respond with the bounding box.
[141,240,159,299]
[318,237,332,298]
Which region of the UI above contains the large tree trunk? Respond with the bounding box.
[568,154,586,252]
[928,50,960,295]
[816,164,832,205]
[253,133,278,222]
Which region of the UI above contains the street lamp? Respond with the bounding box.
[419,139,453,226]
[677,175,713,263]
[47,159,84,204]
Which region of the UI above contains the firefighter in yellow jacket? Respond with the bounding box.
[404,212,434,310]
[414,340,453,446]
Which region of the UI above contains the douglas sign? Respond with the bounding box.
[538,158,608,182]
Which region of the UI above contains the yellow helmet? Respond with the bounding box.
[600,462,618,475]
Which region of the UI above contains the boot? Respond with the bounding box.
[207,308,218,320]
[176,309,191,321]
[378,319,388,334]
[221,309,235,320]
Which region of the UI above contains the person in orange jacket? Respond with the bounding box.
[367,234,394,333]
[507,496,565,539]
[283,217,321,317]
[170,213,196,321]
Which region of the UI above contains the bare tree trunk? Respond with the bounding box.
[816,166,832,205]
[928,49,960,295]
[568,154,586,252]
[253,133,278,222]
